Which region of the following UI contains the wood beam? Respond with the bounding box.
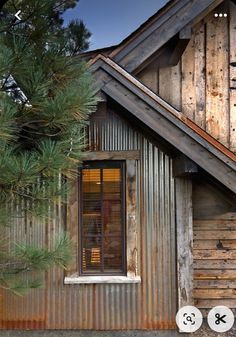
[168,26,192,66]
[173,155,198,177]
[179,24,192,39]
[176,178,194,308]
[81,150,140,161]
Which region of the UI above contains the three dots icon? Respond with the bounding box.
[214,13,228,17]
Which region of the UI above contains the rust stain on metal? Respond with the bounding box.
[0,320,45,329]
[185,118,236,162]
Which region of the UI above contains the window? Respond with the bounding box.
[65,151,141,284]
[79,161,126,275]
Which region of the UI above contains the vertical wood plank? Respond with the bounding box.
[175,178,193,308]
[194,22,206,129]
[230,2,236,152]
[126,159,138,278]
[206,10,229,147]
[182,34,195,120]
[137,61,158,94]
[159,63,181,110]
[66,178,79,274]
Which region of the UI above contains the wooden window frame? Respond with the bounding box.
[79,160,126,276]
[64,151,141,284]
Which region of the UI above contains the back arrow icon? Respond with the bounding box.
[15,10,22,21]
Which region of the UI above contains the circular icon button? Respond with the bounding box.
[176,306,203,333]
[207,306,234,333]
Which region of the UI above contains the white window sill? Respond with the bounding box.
[64,275,141,284]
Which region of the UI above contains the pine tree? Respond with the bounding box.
[0,0,98,294]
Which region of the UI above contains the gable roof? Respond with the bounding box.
[108,0,225,72]
[89,54,236,194]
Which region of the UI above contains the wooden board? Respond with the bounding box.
[159,63,181,110]
[195,299,236,308]
[194,269,236,279]
[126,159,138,278]
[229,2,236,151]
[194,22,206,128]
[206,8,229,147]
[194,249,236,259]
[194,288,236,299]
[194,259,236,269]
[176,178,193,308]
[82,150,140,161]
[194,231,236,240]
[194,279,236,288]
[194,239,236,250]
[137,60,158,94]
[194,219,236,230]
[181,32,195,120]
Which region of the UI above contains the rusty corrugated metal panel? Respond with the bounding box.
[1,108,177,330]
[0,193,47,329]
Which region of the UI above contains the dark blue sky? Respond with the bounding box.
[63,0,169,50]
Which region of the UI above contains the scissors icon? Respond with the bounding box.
[215,313,227,325]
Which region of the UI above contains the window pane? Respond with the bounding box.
[82,237,102,273]
[103,200,121,235]
[82,168,102,236]
[82,215,102,235]
[104,237,123,273]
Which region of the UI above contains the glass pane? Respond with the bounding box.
[82,168,101,194]
[104,237,123,273]
[82,168,102,235]
[103,168,121,200]
[82,215,102,235]
[103,200,122,235]
[82,237,102,273]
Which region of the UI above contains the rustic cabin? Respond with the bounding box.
[1,0,236,336]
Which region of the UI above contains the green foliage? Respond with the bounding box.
[0,0,98,294]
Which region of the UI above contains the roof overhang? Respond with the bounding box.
[109,0,225,73]
[90,55,236,194]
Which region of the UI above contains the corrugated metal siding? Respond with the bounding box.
[0,107,177,330]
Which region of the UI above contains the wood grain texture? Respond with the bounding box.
[82,150,140,161]
[137,61,158,93]
[159,63,181,110]
[206,10,229,147]
[195,299,236,308]
[194,259,236,270]
[182,33,195,120]
[66,178,79,275]
[126,159,138,278]
[194,239,236,250]
[194,231,236,240]
[176,178,193,308]
[193,178,236,308]
[194,288,236,299]
[230,2,236,152]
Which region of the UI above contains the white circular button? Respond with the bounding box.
[207,306,234,333]
[176,306,203,333]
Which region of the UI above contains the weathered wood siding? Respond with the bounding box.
[0,105,177,330]
[137,1,236,151]
[193,177,236,308]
